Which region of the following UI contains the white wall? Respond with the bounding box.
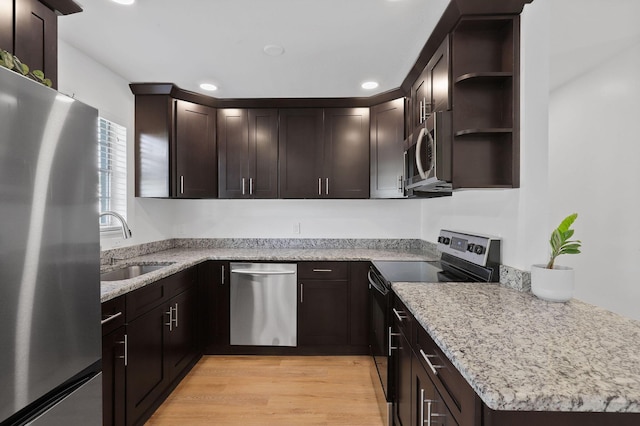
[171,199,422,239]
[549,40,640,320]
[420,1,551,270]
[57,41,174,249]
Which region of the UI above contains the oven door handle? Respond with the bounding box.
[368,270,389,295]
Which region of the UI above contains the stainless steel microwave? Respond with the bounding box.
[404,110,452,194]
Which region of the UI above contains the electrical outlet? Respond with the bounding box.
[293,222,301,234]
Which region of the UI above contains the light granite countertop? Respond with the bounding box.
[392,282,640,413]
[100,247,433,302]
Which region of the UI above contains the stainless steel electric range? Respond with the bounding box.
[368,229,501,426]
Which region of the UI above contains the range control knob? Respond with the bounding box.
[442,237,451,245]
[473,245,485,255]
[437,236,445,244]
[466,243,475,252]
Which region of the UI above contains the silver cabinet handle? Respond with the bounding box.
[419,100,423,124]
[312,269,332,273]
[173,303,179,328]
[325,178,329,195]
[388,326,401,357]
[221,265,225,285]
[420,349,443,376]
[242,178,246,195]
[300,283,304,303]
[180,176,184,194]
[165,307,173,331]
[420,388,426,426]
[101,311,122,325]
[117,334,128,367]
[249,178,254,195]
[393,308,407,322]
[397,175,403,192]
[423,97,428,121]
[318,177,322,195]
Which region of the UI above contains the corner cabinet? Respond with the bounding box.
[450,16,520,189]
[279,108,370,199]
[134,94,217,198]
[218,109,278,198]
[370,98,405,198]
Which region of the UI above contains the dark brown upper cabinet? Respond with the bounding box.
[175,100,217,198]
[370,98,405,199]
[278,108,325,199]
[279,108,370,199]
[323,108,370,199]
[134,95,217,198]
[218,109,278,199]
[1,0,81,90]
[409,35,451,136]
[451,16,520,189]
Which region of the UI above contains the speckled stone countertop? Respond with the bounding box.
[101,247,434,302]
[392,282,640,413]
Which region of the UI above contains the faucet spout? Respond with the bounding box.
[99,211,133,239]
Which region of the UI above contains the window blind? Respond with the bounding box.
[98,117,127,229]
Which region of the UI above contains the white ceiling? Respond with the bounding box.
[58,0,449,98]
[549,0,640,91]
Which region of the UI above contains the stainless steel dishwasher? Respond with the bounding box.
[229,263,297,346]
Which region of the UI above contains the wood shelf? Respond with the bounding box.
[455,72,513,83]
[455,128,513,137]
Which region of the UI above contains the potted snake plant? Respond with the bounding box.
[531,213,582,302]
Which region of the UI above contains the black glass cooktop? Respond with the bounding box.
[372,260,444,284]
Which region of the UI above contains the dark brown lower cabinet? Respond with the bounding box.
[298,279,349,346]
[102,325,126,426]
[100,268,201,426]
[413,354,458,426]
[200,261,229,352]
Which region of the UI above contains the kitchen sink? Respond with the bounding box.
[100,263,174,281]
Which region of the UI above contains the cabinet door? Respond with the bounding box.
[298,280,349,346]
[126,303,169,426]
[14,0,58,88]
[413,355,459,426]
[430,35,451,113]
[278,108,324,198]
[412,67,431,132]
[102,326,126,426]
[370,99,405,198]
[248,109,278,198]
[394,328,412,426]
[218,109,249,198]
[165,286,199,381]
[175,100,217,198]
[323,108,370,199]
[200,261,229,352]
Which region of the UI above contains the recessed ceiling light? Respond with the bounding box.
[263,45,285,56]
[200,83,218,91]
[361,81,379,90]
[111,0,135,5]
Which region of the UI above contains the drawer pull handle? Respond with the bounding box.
[393,308,407,322]
[312,269,333,272]
[116,334,128,367]
[420,349,443,376]
[101,311,122,325]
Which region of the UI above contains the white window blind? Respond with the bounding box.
[98,117,127,229]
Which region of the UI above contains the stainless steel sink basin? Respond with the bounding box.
[100,263,174,281]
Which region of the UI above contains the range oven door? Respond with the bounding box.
[368,268,391,401]
[404,110,452,192]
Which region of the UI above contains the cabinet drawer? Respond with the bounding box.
[165,268,197,299]
[298,262,348,280]
[392,295,413,341]
[126,269,196,321]
[101,296,125,336]
[415,324,479,425]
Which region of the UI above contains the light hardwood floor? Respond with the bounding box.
[146,355,384,426]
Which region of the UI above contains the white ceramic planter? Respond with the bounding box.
[530,264,574,302]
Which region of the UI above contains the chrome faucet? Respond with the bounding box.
[99,211,132,239]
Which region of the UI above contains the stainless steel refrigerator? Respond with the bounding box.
[0,67,102,425]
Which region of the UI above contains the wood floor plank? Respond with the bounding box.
[146,355,384,426]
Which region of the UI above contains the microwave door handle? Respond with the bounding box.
[415,127,427,179]
[425,120,435,175]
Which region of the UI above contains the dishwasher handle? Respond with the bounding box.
[231,269,297,276]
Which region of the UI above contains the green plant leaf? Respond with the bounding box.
[43,78,52,87]
[557,213,578,233]
[33,70,45,81]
